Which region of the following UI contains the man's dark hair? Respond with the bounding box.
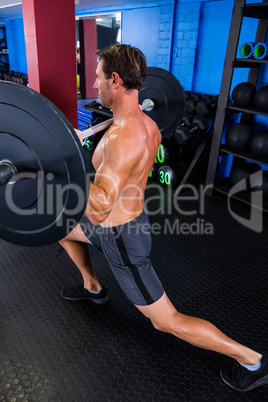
[96,44,147,90]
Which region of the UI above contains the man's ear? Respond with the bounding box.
[111,72,120,88]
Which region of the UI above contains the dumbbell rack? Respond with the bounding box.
[205,0,268,211]
[0,23,9,73]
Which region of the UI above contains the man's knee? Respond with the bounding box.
[150,313,177,334]
[151,319,165,332]
[150,311,191,337]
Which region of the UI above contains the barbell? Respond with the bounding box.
[0,67,185,247]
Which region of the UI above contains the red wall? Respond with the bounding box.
[79,19,98,100]
[22,0,78,127]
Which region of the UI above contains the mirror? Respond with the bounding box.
[75,13,121,99]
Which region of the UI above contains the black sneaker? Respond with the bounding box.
[61,284,110,304]
[220,355,268,392]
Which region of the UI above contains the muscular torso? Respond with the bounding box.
[90,110,161,227]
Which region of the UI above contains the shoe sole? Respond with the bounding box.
[61,294,110,304]
[220,370,268,392]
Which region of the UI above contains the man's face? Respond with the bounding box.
[93,60,112,108]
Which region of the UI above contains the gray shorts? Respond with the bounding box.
[79,211,164,306]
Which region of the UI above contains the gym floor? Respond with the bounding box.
[0,187,267,401]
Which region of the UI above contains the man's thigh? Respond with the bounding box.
[62,223,93,244]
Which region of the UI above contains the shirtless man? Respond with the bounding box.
[59,44,267,392]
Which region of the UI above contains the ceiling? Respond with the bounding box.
[0,0,159,20]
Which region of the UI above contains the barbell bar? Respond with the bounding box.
[0,161,16,186]
[0,67,186,247]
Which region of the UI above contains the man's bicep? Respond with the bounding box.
[94,160,131,204]
[86,164,125,221]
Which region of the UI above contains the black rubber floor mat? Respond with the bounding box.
[0,189,267,401]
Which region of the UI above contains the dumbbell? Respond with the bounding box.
[201,94,213,102]
[185,99,198,115]
[157,161,188,188]
[148,163,159,179]
[155,137,182,164]
[185,93,202,115]
[196,95,219,117]
[191,93,202,101]
[174,117,209,146]
[5,73,11,81]
[181,114,194,127]
[184,90,192,100]
[22,74,28,85]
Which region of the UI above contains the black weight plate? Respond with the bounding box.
[139,67,186,137]
[0,81,90,247]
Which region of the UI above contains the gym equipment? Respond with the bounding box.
[232,82,256,107]
[195,95,219,117]
[138,67,185,137]
[0,81,90,247]
[83,67,186,140]
[225,123,253,151]
[157,161,188,188]
[250,130,268,158]
[82,102,113,149]
[239,41,268,62]
[184,90,191,100]
[77,108,94,131]
[253,42,268,60]
[155,137,181,164]
[254,86,268,112]
[229,161,268,197]
[181,115,193,127]
[0,70,28,86]
[148,163,159,179]
[185,93,210,115]
[229,161,258,186]
[85,100,112,117]
[201,94,213,102]
[174,117,209,146]
[190,93,202,101]
[252,169,268,197]
[185,98,198,115]
[0,67,186,246]
[239,42,255,59]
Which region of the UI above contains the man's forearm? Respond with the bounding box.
[85,182,113,224]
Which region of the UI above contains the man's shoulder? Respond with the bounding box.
[124,114,160,140]
[104,112,161,155]
[107,118,146,144]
